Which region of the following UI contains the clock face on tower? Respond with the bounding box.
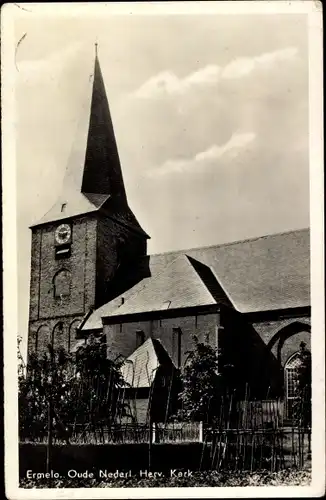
[55,224,71,245]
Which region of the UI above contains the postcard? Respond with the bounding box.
[2,1,324,498]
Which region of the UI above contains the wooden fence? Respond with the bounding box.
[20,394,311,472]
[23,421,201,445]
[201,427,311,471]
[238,399,284,428]
[154,421,201,443]
[21,422,311,472]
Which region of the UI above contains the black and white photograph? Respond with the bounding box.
[2,1,324,498]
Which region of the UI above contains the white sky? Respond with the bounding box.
[14,9,309,355]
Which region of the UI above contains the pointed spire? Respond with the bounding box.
[31,47,149,239]
[81,49,127,201]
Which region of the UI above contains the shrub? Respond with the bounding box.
[178,335,235,424]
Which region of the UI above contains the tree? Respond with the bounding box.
[69,335,126,426]
[178,336,223,424]
[18,336,126,442]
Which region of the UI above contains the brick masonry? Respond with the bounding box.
[96,215,147,307]
[28,216,97,360]
[29,216,97,323]
[28,210,147,361]
[103,312,219,369]
[101,306,311,399]
[28,315,86,356]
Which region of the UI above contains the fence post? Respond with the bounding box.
[46,345,54,477]
[152,422,157,444]
[307,427,311,459]
[199,421,204,443]
[46,397,53,475]
[148,415,153,472]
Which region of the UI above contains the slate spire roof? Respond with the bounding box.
[31,46,148,238]
[80,48,127,200]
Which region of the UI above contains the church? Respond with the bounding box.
[27,50,310,422]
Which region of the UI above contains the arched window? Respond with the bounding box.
[53,269,71,298]
[68,319,82,352]
[285,352,302,419]
[266,321,311,365]
[35,325,50,353]
[51,322,64,350]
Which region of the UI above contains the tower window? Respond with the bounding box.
[55,244,71,260]
[53,269,71,298]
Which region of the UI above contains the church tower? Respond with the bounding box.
[27,46,149,357]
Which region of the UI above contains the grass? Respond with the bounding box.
[20,467,311,488]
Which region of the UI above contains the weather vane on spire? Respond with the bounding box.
[95,40,98,57]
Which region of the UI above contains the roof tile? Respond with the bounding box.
[82,228,310,330]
